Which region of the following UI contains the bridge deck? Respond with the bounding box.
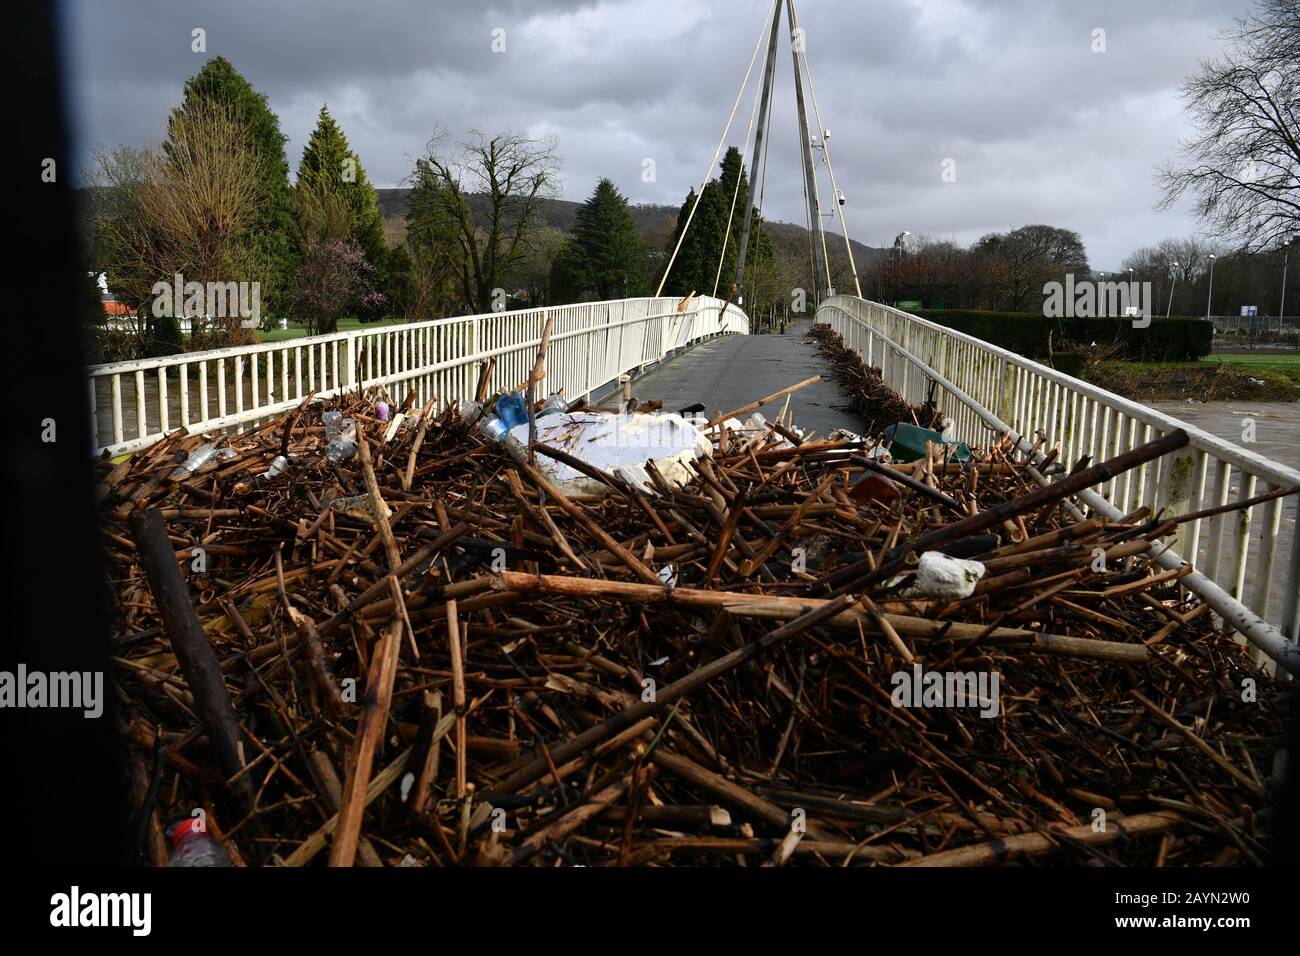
[607,317,864,438]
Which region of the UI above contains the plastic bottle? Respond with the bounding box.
[495,391,527,429]
[461,399,485,428]
[170,443,235,479]
[500,433,528,464]
[264,455,289,479]
[168,818,232,867]
[475,414,509,443]
[537,393,568,418]
[322,410,345,440]
[323,411,358,462]
[376,401,391,422]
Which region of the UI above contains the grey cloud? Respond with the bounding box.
[63,0,1256,269]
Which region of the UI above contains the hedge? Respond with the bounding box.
[909,309,1213,362]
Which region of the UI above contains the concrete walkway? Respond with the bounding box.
[604,318,864,438]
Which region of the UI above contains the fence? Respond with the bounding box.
[87,295,747,458]
[817,294,1300,672]
[1209,313,1299,347]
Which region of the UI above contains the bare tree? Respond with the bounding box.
[86,145,156,329]
[508,225,566,306]
[412,130,560,313]
[1158,0,1300,251]
[141,101,270,316]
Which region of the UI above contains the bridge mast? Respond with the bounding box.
[788,3,828,308]
[733,0,783,313]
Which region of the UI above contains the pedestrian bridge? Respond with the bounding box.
[86,292,1299,669]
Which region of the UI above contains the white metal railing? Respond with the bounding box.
[88,295,747,457]
[817,294,1300,668]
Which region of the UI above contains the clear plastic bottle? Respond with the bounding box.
[170,444,236,479]
[170,443,216,479]
[537,393,568,418]
[322,411,358,462]
[460,399,485,428]
[168,818,232,867]
[475,414,509,443]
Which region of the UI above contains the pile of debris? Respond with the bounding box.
[808,323,943,435]
[97,376,1294,867]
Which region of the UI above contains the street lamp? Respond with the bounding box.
[892,231,910,307]
[1166,261,1179,318]
[1281,236,1298,327]
[1205,254,1216,320]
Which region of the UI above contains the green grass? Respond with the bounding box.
[1082,354,1300,401]
[1106,354,1300,383]
[1206,352,1300,366]
[257,316,407,342]
[1202,352,1300,386]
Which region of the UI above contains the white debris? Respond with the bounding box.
[510,411,712,497]
[903,551,986,599]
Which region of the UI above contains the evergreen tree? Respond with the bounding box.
[660,147,764,300]
[402,158,463,319]
[176,57,296,319]
[295,106,386,266]
[550,179,646,301]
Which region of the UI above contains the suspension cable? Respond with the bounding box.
[789,0,861,297]
[712,56,766,298]
[655,0,777,298]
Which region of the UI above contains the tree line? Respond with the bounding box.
[83,57,793,361]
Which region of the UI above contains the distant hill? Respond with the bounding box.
[375,188,885,271]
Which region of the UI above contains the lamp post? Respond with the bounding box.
[1281,236,1298,330]
[1166,261,1179,318]
[892,230,910,307]
[1205,254,1216,320]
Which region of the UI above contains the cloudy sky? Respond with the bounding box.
[61,0,1251,270]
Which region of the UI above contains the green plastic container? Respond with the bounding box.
[883,422,971,463]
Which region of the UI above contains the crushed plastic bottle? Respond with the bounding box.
[170,443,236,479]
[168,818,232,867]
[322,411,358,462]
[264,455,289,479]
[500,433,528,464]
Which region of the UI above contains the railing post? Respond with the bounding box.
[346,333,357,391]
[1284,505,1300,644]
